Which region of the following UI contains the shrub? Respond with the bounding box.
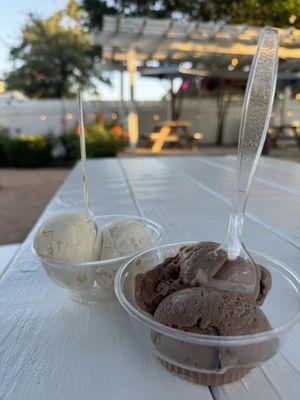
[4,135,52,167]
[61,121,128,160]
[0,137,10,166]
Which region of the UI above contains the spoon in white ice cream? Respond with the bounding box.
[77,90,102,252]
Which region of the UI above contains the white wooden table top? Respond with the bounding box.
[1,156,300,400]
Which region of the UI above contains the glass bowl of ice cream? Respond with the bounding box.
[32,213,163,303]
[115,241,300,385]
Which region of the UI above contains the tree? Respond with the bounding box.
[83,0,300,30]
[82,1,300,145]
[6,0,103,98]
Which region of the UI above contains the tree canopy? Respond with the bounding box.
[6,0,103,98]
[83,0,300,29]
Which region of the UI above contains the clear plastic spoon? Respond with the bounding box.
[77,90,101,250]
[77,90,93,218]
[210,28,279,294]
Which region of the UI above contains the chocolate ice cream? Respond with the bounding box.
[179,242,227,285]
[135,242,271,315]
[151,287,275,384]
[135,252,187,314]
[134,242,274,385]
[154,287,270,336]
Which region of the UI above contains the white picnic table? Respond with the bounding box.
[1,156,300,400]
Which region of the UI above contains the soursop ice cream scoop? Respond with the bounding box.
[34,213,102,263]
[101,219,152,260]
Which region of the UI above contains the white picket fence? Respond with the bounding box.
[0,96,298,144]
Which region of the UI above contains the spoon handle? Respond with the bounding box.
[226,28,278,256]
[77,90,93,219]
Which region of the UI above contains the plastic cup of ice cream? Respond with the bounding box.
[32,215,163,304]
[114,242,300,385]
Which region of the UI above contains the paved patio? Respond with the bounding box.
[0,168,69,245]
[124,146,300,162]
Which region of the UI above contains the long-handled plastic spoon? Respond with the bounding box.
[77,90,101,254]
[210,28,279,294]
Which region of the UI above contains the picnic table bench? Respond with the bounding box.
[1,156,300,400]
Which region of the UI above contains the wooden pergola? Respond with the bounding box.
[94,16,300,145]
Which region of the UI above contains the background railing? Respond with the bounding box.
[0,97,298,144]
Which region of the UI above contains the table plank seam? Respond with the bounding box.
[227,155,300,175]
[118,158,143,216]
[158,158,300,250]
[0,246,21,283]
[196,158,300,197]
[279,352,300,375]
[208,385,218,399]
[259,367,285,400]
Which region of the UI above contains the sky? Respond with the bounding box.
[0,0,171,100]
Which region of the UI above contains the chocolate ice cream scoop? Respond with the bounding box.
[213,258,261,301]
[135,253,188,314]
[178,242,271,305]
[179,242,227,286]
[257,265,272,306]
[135,242,271,313]
[154,287,271,336]
[152,287,276,384]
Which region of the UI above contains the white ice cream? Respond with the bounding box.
[34,214,153,294]
[34,213,102,263]
[101,219,152,260]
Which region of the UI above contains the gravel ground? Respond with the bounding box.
[0,169,69,245]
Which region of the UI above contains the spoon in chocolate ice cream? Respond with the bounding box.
[207,28,279,295]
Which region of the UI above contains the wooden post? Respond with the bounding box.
[120,70,126,127]
[127,49,139,147]
[167,79,173,121]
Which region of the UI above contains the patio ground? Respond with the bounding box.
[123,146,300,162]
[0,169,69,245]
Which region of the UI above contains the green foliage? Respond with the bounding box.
[0,137,10,167]
[193,0,300,27]
[61,121,128,159]
[83,0,300,29]
[0,126,10,166]
[0,121,127,167]
[4,135,52,168]
[82,0,118,29]
[6,0,103,98]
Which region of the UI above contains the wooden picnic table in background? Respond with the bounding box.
[268,124,300,148]
[1,156,300,400]
[150,120,195,152]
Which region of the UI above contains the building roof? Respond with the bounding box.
[94,16,300,77]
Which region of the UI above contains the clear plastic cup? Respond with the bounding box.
[32,215,163,304]
[114,242,300,385]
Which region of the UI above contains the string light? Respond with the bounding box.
[65,112,73,120]
[230,57,239,66]
[153,113,160,121]
[111,112,118,120]
[39,113,47,121]
[193,132,203,140]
